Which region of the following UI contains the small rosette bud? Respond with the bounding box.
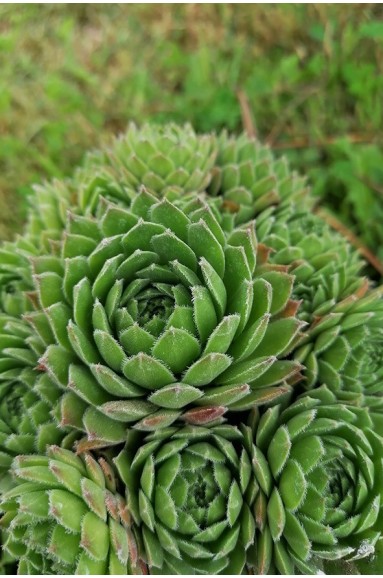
[0,446,143,574]
[115,424,256,574]
[247,390,383,574]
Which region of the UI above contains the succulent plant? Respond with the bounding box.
[115,423,256,574]
[1,123,383,575]
[247,387,383,574]
[28,190,305,445]
[0,446,143,574]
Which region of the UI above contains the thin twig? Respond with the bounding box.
[237,89,257,138]
[316,207,383,276]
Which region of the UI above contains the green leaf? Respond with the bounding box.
[81,511,109,561]
[226,279,254,334]
[122,221,165,253]
[253,318,302,357]
[228,313,270,361]
[45,302,72,350]
[139,489,156,532]
[290,435,324,474]
[90,363,144,398]
[252,447,272,496]
[81,478,107,520]
[48,525,80,565]
[142,526,164,568]
[49,489,87,532]
[152,230,198,272]
[88,235,122,276]
[257,525,272,574]
[267,426,292,478]
[188,219,225,277]
[279,459,307,511]
[203,315,240,355]
[152,328,201,373]
[274,540,295,575]
[99,399,156,422]
[119,323,155,356]
[94,329,128,372]
[182,353,232,386]
[267,488,286,542]
[67,320,99,364]
[261,272,294,315]
[284,510,311,560]
[224,246,251,297]
[35,272,64,308]
[301,516,337,545]
[92,300,111,333]
[192,285,218,344]
[83,407,127,443]
[150,199,190,242]
[253,358,301,387]
[118,251,159,286]
[227,480,243,527]
[228,225,257,273]
[197,383,250,407]
[69,364,111,406]
[217,355,275,385]
[92,255,124,301]
[155,485,178,530]
[199,257,227,318]
[122,353,175,389]
[101,203,138,237]
[149,383,203,409]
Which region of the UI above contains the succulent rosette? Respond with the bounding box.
[207,132,310,225]
[247,387,383,574]
[26,123,219,249]
[30,190,303,444]
[0,446,143,574]
[1,122,383,576]
[115,423,256,574]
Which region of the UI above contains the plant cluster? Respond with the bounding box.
[0,124,382,575]
[1,5,383,268]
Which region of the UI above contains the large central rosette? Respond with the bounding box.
[114,424,256,574]
[31,190,303,444]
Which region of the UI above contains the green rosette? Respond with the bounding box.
[29,190,304,444]
[0,446,143,574]
[26,123,218,249]
[247,387,383,574]
[115,424,256,574]
[207,131,310,224]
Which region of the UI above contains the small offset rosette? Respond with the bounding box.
[247,387,383,574]
[115,423,257,574]
[0,446,142,574]
[30,190,304,445]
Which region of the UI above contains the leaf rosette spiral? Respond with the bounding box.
[31,190,304,443]
[0,446,143,574]
[247,387,383,574]
[115,424,256,574]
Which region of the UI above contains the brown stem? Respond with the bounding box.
[316,207,383,276]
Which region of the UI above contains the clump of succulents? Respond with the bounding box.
[0,123,382,575]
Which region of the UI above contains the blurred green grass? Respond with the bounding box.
[0,4,382,268]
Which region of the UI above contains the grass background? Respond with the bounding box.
[1,4,382,273]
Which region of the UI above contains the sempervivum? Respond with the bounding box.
[0,446,143,574]
[25,123,218,250]
[114,423,256,574]
[247,386,383,574]
[207,131,310,224]
[30,190,303,444]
